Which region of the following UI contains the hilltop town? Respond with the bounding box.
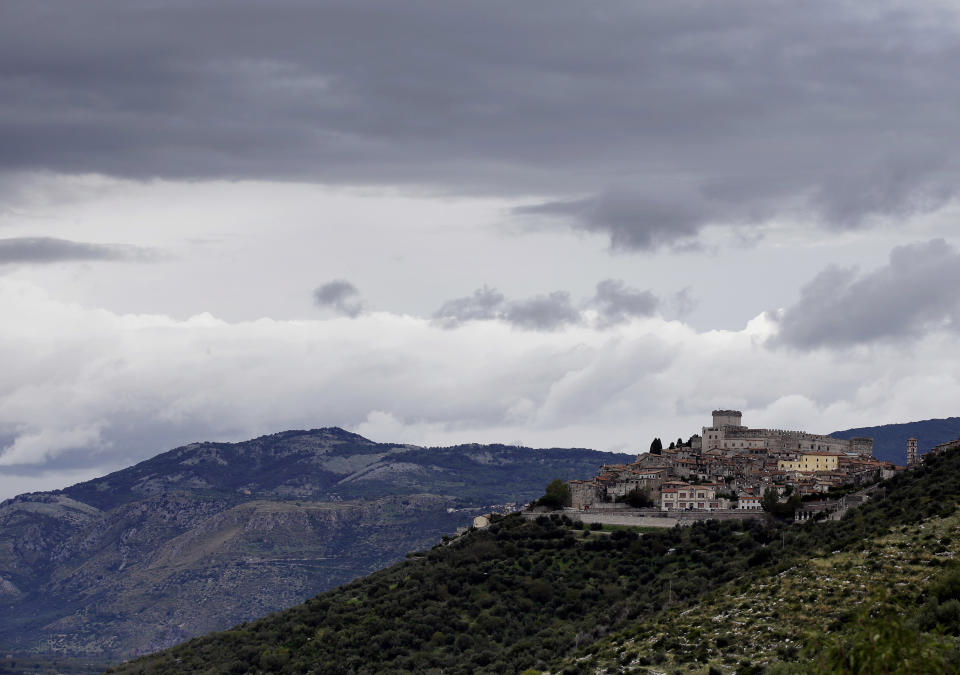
[568,409,897,514]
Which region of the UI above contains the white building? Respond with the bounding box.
[660,482,725,511]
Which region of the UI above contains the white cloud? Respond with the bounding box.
[2,278,960,499]
[0,423,106,466]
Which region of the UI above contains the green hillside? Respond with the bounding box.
[112,448,960,674]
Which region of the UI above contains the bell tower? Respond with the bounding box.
[906,438,918,467]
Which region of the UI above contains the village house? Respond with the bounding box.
[924,437,960,462]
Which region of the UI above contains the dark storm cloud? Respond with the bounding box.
[513,187,709,251]
[503,292,580,332]
[434,286,578,331]
[591,279,659,326]
[433,286,505,327]
[0,237,154,264]
[4,1,960,248]
[435,280,661,330]
[771,239,960,350]
[313,279,364,317]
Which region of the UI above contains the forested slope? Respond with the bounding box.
[113,447,960,674]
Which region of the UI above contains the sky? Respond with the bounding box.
[2,0,960,500]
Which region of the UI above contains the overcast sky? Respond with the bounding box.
[2,0,960,500]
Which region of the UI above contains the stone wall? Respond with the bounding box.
[529,508,766,528]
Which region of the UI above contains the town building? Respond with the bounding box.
[778,452,841,472]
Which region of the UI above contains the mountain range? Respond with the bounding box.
[831,416,960,464]
[0,427,631,663]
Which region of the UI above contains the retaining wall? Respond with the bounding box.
[522,508,766,528]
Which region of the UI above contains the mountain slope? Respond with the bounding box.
[111,446,960,674]
[0,428,631,661]
[831,416,960,464]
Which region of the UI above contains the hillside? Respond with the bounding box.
[831,416,960,464]
[578,508,960,673]
[113,446,960,674]
[0,428,630,662]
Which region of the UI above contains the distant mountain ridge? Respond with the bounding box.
[0,427,630,662]
[831,416,960,464]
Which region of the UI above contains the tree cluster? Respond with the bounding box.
[535,478,571,510]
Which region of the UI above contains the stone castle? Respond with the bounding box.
[701,410,874,456]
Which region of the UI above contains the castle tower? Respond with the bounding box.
[712,410,743,428]
[907,438,919,467]
[851,437,874,458]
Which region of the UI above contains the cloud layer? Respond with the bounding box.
[4,1,960,247]
[0,237,154,265]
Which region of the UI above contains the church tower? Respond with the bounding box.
[907,438,919,467]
